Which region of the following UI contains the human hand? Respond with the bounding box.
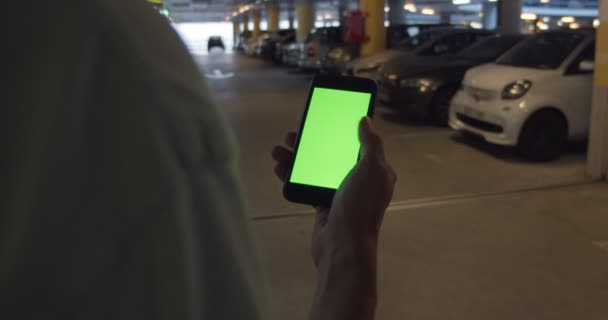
[271,117,396,267]
[272,117,396,320]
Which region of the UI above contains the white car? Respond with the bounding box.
[450,30,595,161]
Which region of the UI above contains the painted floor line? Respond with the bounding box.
[252,180,595,222]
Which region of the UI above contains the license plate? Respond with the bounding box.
[463,106,484,119]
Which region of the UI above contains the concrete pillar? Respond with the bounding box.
[482,2,498,30]
[242,11,249,32]
[587,0,608,180]
[252,8,261,39]
[497,0,522,33]
[267,1,279,32]
[388,0,406,25]
[296,0,314,42]
[360,0,386,56]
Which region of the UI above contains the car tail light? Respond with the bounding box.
[307,46,316,57]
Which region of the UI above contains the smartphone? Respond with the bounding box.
[283,75,377,207]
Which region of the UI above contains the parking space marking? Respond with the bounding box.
[253,180,595,222]
[386,131,453,140]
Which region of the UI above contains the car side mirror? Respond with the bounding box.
[579,60,595,72]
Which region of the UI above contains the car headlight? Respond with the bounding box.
[502,80,532,100]
[399,78,433,92]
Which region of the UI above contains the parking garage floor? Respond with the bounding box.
[197,53,608,320]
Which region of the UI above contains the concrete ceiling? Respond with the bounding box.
[163,0,598,22]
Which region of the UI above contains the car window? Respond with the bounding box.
[416,32,474,56]
[396,29,443,50]
[458,35,524,62]
[566,41,596,74]
[497,31,585,69]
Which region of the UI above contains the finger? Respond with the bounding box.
[358,116,385,160]
[313,207,330,229]
[285,131,297,149]
[274,163,288,183]
[271,145,293,163]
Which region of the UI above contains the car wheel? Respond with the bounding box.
[517,110,568,162]
[430,85,460,127]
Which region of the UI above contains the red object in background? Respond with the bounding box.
[307,45,316,57]
[344,10,365,43]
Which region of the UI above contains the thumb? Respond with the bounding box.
[358,116,384,160]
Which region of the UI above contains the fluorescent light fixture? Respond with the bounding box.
[520,13,537,20]
[452,0,471,4]
[403,3,416,12]
[540,0,550,3]
[561,16,575,23]
[421,8,435,15]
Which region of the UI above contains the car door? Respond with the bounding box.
[561,40,595,138]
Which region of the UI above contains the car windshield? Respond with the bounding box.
[395,30,443,51]
[496,32,584,69]
[458,35,524,62]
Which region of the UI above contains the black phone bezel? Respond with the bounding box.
[283,75,377,208]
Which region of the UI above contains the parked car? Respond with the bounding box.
[257,29,295,62]
[283,42,304,67]
[243,32,269,56]
[378,34,526,125]
[207,36,225,52]
[319,43,359,74]
[235,31,252,52]
[274,32,297,64]
[386,23,456,49]
[344,27,489,78]
[450,30,595,161]
[298,27,343,71]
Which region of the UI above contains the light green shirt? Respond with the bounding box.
[1,1,271,319]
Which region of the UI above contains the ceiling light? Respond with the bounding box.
[520,13,537,20]
[569,22,580,29]
[403,3,416,12]
[540,0,550,3]
[452,0,471,5]
[385,6,390,12]
[593,19,600,27]
[421,8,435,15]
[561,16,575,23]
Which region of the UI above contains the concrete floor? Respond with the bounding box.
[196,53,608,320]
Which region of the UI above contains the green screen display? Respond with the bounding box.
[290,87,371,189]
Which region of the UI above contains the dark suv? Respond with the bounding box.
[208,36,225,52]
